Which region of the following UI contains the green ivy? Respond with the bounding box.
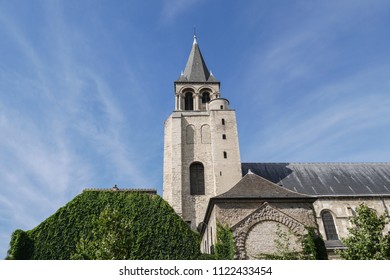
[214,222,235,260]
[301,227,328,260]
[6,191,200,260]
[6,229,33,260]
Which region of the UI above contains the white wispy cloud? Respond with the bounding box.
[236,1,390,163]
[160,0,201,22]
[241,62,390,162]
[0,2,156,258]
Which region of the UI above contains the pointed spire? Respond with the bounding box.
[176,34,219,83]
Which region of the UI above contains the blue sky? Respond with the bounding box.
[1,0,390,258]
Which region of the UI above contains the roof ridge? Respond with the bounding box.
[215,172,313,199]
[242,162,390,165]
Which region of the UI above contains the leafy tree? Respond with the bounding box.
[339,203,390,260]
[214,222,235,260]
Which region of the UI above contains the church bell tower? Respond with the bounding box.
[163,35,242,229]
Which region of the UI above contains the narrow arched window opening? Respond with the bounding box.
[223,151,227,159]
[222,134,226,140]
[202,92,210,104]
[190,162,205,195]
[322,211,339,240]
[221,118,225,125]
[184,92,193,110]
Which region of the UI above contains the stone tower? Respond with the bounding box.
[163,35,242,229]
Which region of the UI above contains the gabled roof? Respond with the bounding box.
[200,172,314,235]
[176,35,219,83]
[242,162,390,197]
[215,172,313,200]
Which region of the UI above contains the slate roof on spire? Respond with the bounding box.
[176,35,219,83]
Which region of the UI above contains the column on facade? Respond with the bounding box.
[194,93,200,111]
[175,94,182,111]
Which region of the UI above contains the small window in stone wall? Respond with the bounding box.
[322,210,339,240]
[223,151,227,159]
[222,118,225,125]
[222,134,226,140]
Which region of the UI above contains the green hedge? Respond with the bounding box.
[6,191,200,260]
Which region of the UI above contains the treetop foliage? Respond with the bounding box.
[339,203,390,260]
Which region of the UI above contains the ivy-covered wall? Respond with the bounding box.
[6,191,200,260]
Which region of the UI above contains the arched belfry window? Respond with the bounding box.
[184,92,194,111]
[190,162,205,195]
[201,92,211,111]
[322,210,339,240]
[202,92,210,104]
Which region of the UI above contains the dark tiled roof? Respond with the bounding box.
[242,163,390,196]
[215,172,313,200]
[176,36,219,83]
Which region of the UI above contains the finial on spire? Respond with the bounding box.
[193,26,197,44]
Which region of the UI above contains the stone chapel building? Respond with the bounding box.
[163,35,390,259]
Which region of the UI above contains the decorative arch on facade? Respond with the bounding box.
[186,125,196,144]
[232,202,307,260]
[175,87,196,111]
[320,210,339,240]
[201,124,211,144]
[190,162,205,195]
[199,88,212,101]
[178,86,196,95]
